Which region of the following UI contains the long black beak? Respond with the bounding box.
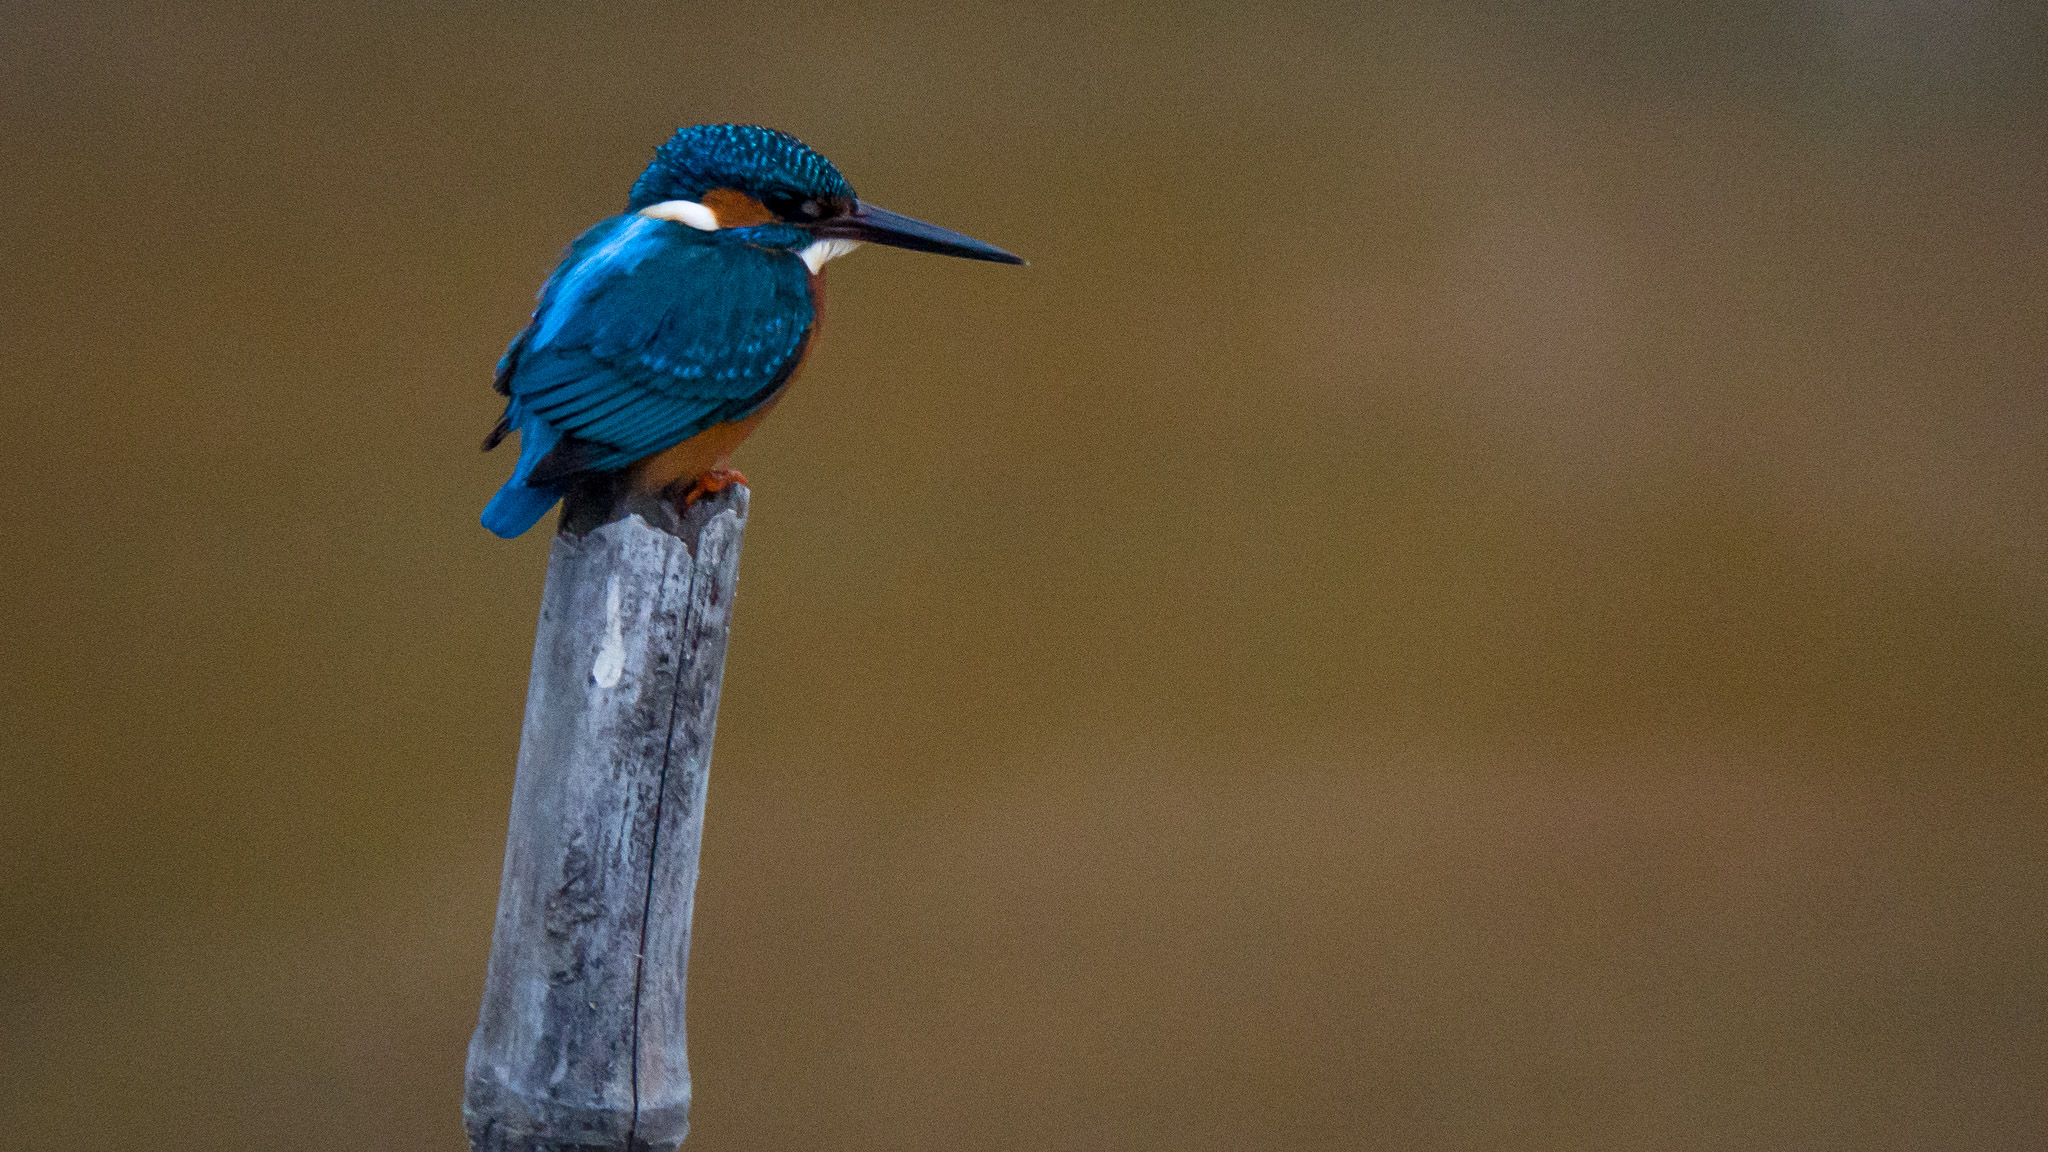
[814,200,1025,265]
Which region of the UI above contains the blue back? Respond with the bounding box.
[480,215,814,538]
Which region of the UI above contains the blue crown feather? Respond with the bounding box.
[626,124,854,210]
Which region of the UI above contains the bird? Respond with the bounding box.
[480,124,1023,538]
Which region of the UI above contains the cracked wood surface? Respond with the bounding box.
[465,481,747,1152]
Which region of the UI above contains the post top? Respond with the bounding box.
[558,474,749,555]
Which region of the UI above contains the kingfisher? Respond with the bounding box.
[480,124,1023,538]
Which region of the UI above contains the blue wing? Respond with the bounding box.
[481,215,813,537]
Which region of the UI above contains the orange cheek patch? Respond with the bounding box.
[701,187,776,227]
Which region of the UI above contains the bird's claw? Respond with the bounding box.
[679,467,748,507]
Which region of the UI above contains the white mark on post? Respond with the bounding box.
[592,576,626,688]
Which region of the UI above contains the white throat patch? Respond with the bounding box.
[799,238,862,274]
[637,199,720,231]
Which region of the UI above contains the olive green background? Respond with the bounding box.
[3,2,2044,1148]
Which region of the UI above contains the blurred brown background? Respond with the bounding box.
[3,2,2045,1148]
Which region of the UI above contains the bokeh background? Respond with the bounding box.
[4,2,2045,1148]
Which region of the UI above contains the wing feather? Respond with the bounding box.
[487,215,813,480]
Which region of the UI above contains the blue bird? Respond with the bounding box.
[481,124,1023,538]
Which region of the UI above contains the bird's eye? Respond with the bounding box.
[763,190,827,222]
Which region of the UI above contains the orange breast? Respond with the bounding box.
[629,393,786,492]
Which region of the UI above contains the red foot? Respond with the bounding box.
[679,467,749,507]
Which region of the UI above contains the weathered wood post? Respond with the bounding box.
[465,477,748,1152]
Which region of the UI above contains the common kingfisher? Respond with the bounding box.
[480,124,1023,538]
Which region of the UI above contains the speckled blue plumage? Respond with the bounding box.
[482,127,837,538]
[628,124,854,211]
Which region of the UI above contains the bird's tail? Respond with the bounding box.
[481,479,569,538]
[480,408,569,539]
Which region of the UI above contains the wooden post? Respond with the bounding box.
[465,477,748,1152]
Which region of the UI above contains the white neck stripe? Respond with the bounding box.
[637,199,720,231]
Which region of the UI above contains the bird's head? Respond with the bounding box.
[626,124,1023,272]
